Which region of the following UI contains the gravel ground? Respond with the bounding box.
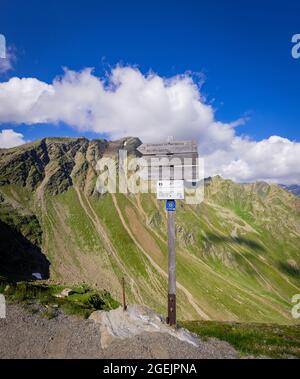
[0,304,238,359]
[101,333,238,359]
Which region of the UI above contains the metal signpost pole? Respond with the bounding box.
[122,277,127,311]
[137,139,198,327]
[167,200,176,326]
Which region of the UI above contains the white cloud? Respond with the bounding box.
[0,129,26,148]
[0,66,299,184]
[204,136,300,184]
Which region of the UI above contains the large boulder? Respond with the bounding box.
[89,304,200,349]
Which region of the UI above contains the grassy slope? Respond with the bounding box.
[113,191,299,323]
[0,280,119,319]
[1,175,300,323]
[180,320,300,358]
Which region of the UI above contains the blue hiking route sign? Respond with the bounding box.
[166,199,176,211]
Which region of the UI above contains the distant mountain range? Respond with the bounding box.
[0,137,300,324]
[279,184,300,197]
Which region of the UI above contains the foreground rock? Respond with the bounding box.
[89,304,199,348]
[89,304,238,359]
[54,288,74,298]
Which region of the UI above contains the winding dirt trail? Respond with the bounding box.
[191,203,300,293]
[128,195,290,320]
[74,187,144,304]
[111,194,210,320]
[186,204,298,318]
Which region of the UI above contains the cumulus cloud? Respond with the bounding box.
[0,129,26,148]
[205,136,300,184]
[0,66,299,183]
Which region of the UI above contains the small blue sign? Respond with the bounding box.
[166,199,176,211]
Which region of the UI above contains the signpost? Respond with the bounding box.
[167,199,176,326]
[137,139,199,326]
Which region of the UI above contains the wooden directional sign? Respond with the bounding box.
[137,140,199,182]
[137,140,197,156]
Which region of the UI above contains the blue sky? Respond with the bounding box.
[0,0,299,183]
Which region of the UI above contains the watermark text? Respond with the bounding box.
[0,294,6,318]
[292,34,300,59]
[95,150,205,204]
[0,34,6,59]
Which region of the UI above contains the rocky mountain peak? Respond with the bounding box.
[0,136,142,195]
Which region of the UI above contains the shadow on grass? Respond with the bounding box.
[0,219,50,282]
[206,232,265,252]
[278,262,300,278]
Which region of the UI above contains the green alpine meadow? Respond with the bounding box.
[1,136,299,324]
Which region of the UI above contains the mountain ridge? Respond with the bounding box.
[0,137,299,323]
[279,184,300,197]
